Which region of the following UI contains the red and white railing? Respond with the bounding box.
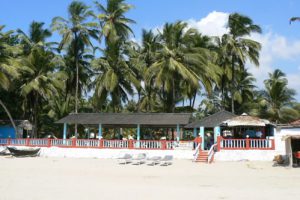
[217,137,275,150]
[0,138,191,150]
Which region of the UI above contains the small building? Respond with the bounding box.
[0,120,32,139]
[185,110,236,149]
[221,113,275,139]
[56,113,192,141]
[277,119,300,166]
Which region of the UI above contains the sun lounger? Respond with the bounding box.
[132,153,147,165]
[160,155,173,166]
[147,156,161,166]
[117,153,132,164]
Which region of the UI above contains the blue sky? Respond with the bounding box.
[1,0,300,101]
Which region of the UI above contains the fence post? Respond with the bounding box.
[217,136,221,151]
[26,138,30,146]
[161,140,166,150]
[99,139,103,149]
[246,138,250,150]
[128,140,133,149]
[48,139,51,147]
[72,139,76,148]
[7,138,11,146]
[271,139,275,150]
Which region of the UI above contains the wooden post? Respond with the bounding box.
[271,139,275,150]
[200,126,204,150]
[7,138,11,146]
[137,124,140,141]
[63,123,67,140]
[26,138,30,146]
[161,140,167,150]
[47,139,51,147]
[128,140,133,149]
[98,124,102,139]
[246,138,250,150]
[99,139,103,148]
[72,138,76,148]
[217,136,221,151]
[176,124,180,142]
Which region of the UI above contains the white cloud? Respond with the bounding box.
[185,11,300,98]
[186,11,229,36]
[149,11,300,101]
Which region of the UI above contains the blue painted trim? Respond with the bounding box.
[63,123,67,139]
[98,124,102,139]
[200,126,204,150]
[193,128,197,137]
[137,124,140,141]
[214,126,221,143]
[176,124,180,142]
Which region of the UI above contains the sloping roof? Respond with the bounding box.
[185,110,236,128]
[222,113,270,127]
[56,113,192,126]
[291,119,300,125]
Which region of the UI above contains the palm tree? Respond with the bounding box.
[51,1,97,136]
[146,22,219,112]
[92,41,140,112]
[17,21,65,137]
[226,13,262,113]
[0,25,19,132]
[234,69,257,114]
[92,0,136,111]
[262,69,296,123]
[94,0,135,44]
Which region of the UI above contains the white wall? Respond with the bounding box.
[214,150,278,161]
[39,147,194,159]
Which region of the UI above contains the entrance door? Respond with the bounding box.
[291,138,300,166]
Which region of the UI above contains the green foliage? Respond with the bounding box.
[0,1,299,137]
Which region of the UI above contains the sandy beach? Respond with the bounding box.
[0,157,299,200]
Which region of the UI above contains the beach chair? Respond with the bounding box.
[160,155,173,166]
[131,153,147,165]
[147,156,161,166]
[117,153,132,164]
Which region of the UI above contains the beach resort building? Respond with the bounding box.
[0,112,299,166]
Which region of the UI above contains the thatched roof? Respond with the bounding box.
[222,113,270,127]
[56,113,192,127]
[185,110,236,128]
[291,119,300,126]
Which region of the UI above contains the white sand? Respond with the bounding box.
[0,157,299,200]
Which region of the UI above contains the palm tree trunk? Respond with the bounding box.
[0,99,17,133]
[33,94,39,138]
[231,56,235,114]
[192,93,197,108]
[172,79,175,113]
[74,32,79,138]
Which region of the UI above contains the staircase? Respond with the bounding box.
[195,150,209,163]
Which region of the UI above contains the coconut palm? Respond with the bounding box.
[19,47,65,137]
[262,69,296,123]
[146,22,220,112]
[92,41,140,112]
[17,21,52,54]
[17,21,63,137]
[0,25,19,132]
[51,1,97,136]
[226,13,262,114]
[94,0,135,44]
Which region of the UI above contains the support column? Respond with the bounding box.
[193,128,197,137]
[98,124,102,139]
[176,124,180,142]
[137,124,140,141]
[200,126,204,150]
[214,126,221,144]
[63,123,67,140]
